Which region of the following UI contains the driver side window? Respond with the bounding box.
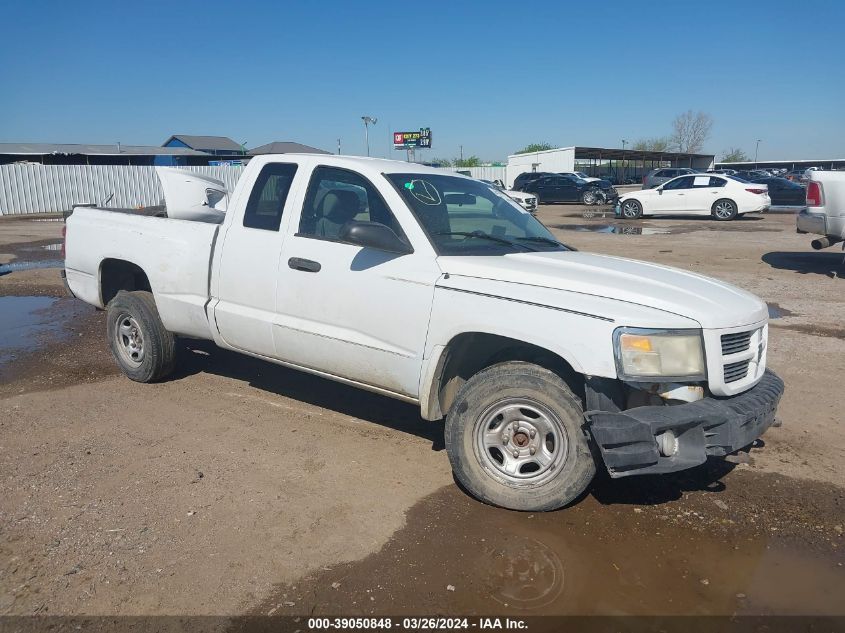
[663,176,694,190]
[298,166,404,241]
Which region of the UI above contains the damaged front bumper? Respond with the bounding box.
[586,370,784,478]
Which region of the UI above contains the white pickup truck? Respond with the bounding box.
[63,155,784,511]
[797,170,845,250]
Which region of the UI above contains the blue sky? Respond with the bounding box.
[1,0,843,162]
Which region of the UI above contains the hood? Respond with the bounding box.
[437,251,767,329]
[505,190,533,201]
[156,168,228,224]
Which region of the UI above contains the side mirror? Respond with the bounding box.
[657,187,663,194]
[339,220,412,254]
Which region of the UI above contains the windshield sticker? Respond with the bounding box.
[407,179,442,206]
[693,176,710,186]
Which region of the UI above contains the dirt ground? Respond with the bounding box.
[0,208,842,619]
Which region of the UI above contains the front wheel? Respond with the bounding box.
[107,290,176,383]
[581,190,597,205]
[712,198,738,221]
[620,199,643,219]
[445,362,596,511]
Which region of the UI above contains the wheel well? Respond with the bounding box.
[434,332,582,419]
[100,259,152,306]
[712,197,736,208]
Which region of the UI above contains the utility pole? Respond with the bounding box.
[755,139,761,166]
[337,139,341,155]
[460,145,463,164]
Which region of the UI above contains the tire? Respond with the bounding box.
[106,290,176,383]
[581,190,596,205]
[620,199,643,219]
[712,198,738,221]
[444,361,596,511]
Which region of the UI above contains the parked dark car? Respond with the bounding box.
[784,169,808,182]
[736,169,773,181]
[519,174,618,204]
[748,177,806,207]
[512,171,554,191]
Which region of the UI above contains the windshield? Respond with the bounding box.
[385,173,567,255]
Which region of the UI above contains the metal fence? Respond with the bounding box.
[0,164,245,215]
[0,163,510,216]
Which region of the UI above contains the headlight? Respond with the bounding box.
[613,328,706,381]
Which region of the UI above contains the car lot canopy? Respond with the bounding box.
[574,146,714,166]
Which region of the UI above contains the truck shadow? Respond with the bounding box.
[762,251,844,278]
[172,339,446,451]
[172,340,745,509]
[589,458,738,507]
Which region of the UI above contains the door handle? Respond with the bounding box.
[288,257,321,273]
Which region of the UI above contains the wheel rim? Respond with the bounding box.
[714,201,735,218]
[114,312,145,366]
[622,201,640,218]
[473,398,569,487]
[583,191,595,205]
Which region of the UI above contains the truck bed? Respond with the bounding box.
[64,207,219,339]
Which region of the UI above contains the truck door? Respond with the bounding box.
[214,162,300,355]
[273,165,440,399]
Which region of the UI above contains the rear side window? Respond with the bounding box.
[243,163,298,231]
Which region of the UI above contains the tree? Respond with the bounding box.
[428,157,452,167]
[453,156,481,168]
[721,147,749,163]
[631,137,671,152]
[514,143,554,155]
[670,110,713,153]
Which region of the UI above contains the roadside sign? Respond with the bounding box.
[393,128,432,150]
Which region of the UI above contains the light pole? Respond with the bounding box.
[361,116,377,156]
[755,139,761,166]
[621,139,627,182]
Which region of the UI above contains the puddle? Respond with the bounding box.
[20,242,62,252]
[553,223,674,235]
[0,296,86,368]
[0,258,64,275]
[770,323,845,339]
[767,302,797,319]
[253,484,844,617]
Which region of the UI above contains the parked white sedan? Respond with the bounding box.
[616,174,770,221]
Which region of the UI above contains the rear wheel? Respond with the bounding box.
[445,362,596,511]
[621,199,643,219]
[107,290,176,382]
[712,198,738,221]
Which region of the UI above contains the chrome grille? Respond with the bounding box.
[721,330,752,355]
[724,359,750,383]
